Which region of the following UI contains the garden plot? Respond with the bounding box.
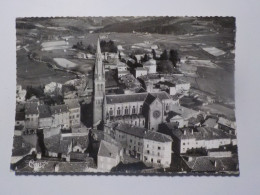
[201,46,226,57]
[41,40,70,51]
[186,59,218,68]
[53,58,77,69]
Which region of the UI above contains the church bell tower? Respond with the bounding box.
[93,38,105,128]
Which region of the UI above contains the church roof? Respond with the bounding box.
[105,91,171,104]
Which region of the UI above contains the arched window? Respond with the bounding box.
[139,105,143,113]
[143,120,145,126]
[109,108,113,116]
[132,106,136,114]
[117,107,121,115]
[125,107,128,115]
[166,103,169,111]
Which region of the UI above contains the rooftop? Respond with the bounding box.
[38,105,52,118]
[64,99,80,109]
[218,117,236,129]
[144,131,172,143]
[25,102,39,115]
[98,140,119,159]
[105,91,171,104]
[169,126,235,141]
[50,104,69,115]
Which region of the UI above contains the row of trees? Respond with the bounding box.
[72,40,118,54]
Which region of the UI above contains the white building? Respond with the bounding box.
[165,125,237,154]
[135,67,148,78]
[105,123,172,168]
[64,99,81,127]
[50,104,70,129]
[97,140,122,172]
[142,59,157,74]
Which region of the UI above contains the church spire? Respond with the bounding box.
[96,37,101,54]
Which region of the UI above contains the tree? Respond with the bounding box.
[152,49,156,59]
[160,49,168,60]
[169,49,180,67]
[141,54,149,63]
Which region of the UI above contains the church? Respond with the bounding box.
[92,38,179,131]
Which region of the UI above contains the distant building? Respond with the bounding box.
[76,52,87,59]
[135,67,148,78]
[97,140,122,172]
[217,117,236,135]
[118,70,130,78]
[142,59,157,74]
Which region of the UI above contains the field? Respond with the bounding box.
[53,58,77,68]
[17,50,77,87]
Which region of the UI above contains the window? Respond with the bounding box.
[109,108,113,116]
[147,144,149,148]
[125,107,128,115]
[158,146,161,150]
[158,152,160,156]
[132,106,136,114]
[135,121,137,126]
[183,143,185,145]
[130,139,132,143]
[166,103,169,111]
[139,105,143,113]
[143,120,145,126]
[117,107,121,115]
[144,156,147,161]
[157,160,161,164]
[151,158,153,163]
[76,114,79,118]
[147,150,150,154]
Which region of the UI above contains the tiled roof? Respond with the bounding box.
[144,131,172,143]
[64,99,80,109]
[15,112,25,121]
[184,156,239,173]
[115,123,147,138]
[169,126,232,141]
[25,102,39,115]
[12,136,36,156]
[98,140,119,159]
[203,118,218,128]
[144,93,157,105]
[50,104,69,114]
[105,91,171,104]
[218,117,236,129]
[38,105,52,118]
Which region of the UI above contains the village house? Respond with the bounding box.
[104,123,172,168]
[50,104,70,129]
[163,124,237,154]
[25,102,39,129]
[142,59,157,74]
[44,82,63,96]
[135,67,148,78]
[97,140,122,172]
[64,99,81,127]
[217,117,236,135]
[38,104,53,128]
